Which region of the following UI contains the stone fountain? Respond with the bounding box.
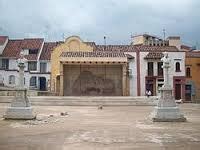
[152,52,186,122]
[4,51,35,119]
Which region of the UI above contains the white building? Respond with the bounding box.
[0,35,186,100]
[0,36,58,91]
[126,46,185,100]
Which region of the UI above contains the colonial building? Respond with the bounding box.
[132,34,190,51]
[0,36,57,90]
[51,36,186,99]
[0,35,186,100]
[51,36,129,96]
[185,51,200,102]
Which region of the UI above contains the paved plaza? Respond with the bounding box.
[0,103,200,150]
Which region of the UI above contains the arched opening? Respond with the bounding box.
[39,77,46,91]
[9,75,15,85]
[30,76,37,88]
[175,62,181,72]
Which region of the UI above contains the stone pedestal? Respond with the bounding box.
[4,89,35,119]
[152,86,186,122]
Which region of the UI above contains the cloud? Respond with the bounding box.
[0,0,199,45]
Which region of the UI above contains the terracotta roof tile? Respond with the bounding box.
[60,51,126,58]
[144,52,164,59]
[25,54,38,60]
[40,42,60,60]
[186,51,200,58]
[181,45,191,51]
[1,38,44,59]
[95,45,179,52]
[21,38,44,49]
[0,36,8,45]
[2,40,22,58]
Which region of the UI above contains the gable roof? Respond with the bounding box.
[21,38,44,49]
[1,40,22,58]
[40,42,60,60]
[1,38,44,60]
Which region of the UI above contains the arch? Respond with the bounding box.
[39,77,46,91]
[9,75,15,85]
[30,76,37,87]
[175,62,181,72]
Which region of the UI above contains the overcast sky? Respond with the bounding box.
[0,0,199,46]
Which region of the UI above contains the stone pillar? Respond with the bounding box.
[18,64,25,88]
[4,51,35,119]
[152,52,186,122]
[122,64,127,96]
[59,63,64,96]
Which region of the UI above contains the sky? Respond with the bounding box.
[0,0,200,46]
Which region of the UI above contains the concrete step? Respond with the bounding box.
[0,96,158,106]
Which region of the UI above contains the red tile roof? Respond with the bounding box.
[1,38,44,60]
[0,36,8,45]
[40,42,60,60]
[94,45,179,52]
[2,40,22,58]
[21,38,44,49]
[60,51,127,58]
[186,51,200,58]
[181,45,191,51]
[144,52,164,59]
[25,54,38,60]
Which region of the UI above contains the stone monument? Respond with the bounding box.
[152,52,186,122]
[4,51,35,119]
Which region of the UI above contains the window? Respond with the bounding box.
[1,59,9,69]
[28,61,37,71]
[30,76,37,87]
[157,62,163,76]
[40,62,47,73]
[147,62,154,76]
[0,74,3,84]
[29,49,38,54]
[9,75,15,85]
[175,62,181,72]
[186,67,191,77]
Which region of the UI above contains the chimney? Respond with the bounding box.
[167,36,181,50]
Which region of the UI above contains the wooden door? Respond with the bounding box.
[175,84,181,100]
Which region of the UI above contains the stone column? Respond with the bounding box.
[18,63,25,89]
[122,64,127,96]
[152,52,186,122]
[4,51,35,119]
[59,63,64,96]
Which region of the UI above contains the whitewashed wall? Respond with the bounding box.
[140,52,148,96]
[125,52,137,96]
[139,51,186,96]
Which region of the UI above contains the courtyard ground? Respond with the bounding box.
[0,103,200,150]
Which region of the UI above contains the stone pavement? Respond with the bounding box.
[0,103,200,150]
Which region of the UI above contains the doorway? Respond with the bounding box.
[185,84,192,101]
[175,84,181,100]
[39,77,46,91]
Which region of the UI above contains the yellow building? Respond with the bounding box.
[185,51,200,102]
[51,36,129,96]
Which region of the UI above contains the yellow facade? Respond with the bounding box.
[185,56,200,102]
[51,36,94,93]
[51,36,128,96]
